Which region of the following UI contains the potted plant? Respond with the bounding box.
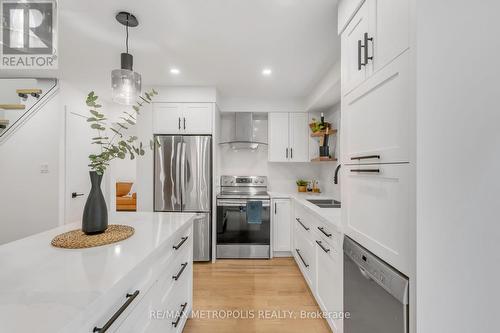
[296,180,308,193]
[82,89,158,234]
[309,118,331,133]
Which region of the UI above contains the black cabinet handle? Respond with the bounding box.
[364,32,374,64]
[178,117,181,130]
[290,148,293,159]
[296,218,310,231]
[171,302,188,328]
[317,227,332,238]
[286,148,289,159]
[351,154,380,161]
[93,290,140,332]
[72,192,84,198]
[172,262,188,281]
[316,240,331,253]
[183,117,186,130]
[350,169,380,173]
[358,39,366,70]
[173,236,188,250]
[274,202,277,214]
[295,249,309,267]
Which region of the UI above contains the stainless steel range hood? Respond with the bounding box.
[220,112,267,150]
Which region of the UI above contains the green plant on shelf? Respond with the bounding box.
[296,180,308,187]
[309,118,328,133]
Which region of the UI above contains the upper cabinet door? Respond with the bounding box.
[153,103,183,134]
[289,113,309,162]
[268,113,290,162]
[341,1,369,96]
[343,53,410,165]
[368,0,410,74]
[182,103,213,134]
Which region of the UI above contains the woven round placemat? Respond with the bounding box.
[51,225,135,249]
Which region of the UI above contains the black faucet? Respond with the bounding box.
[334,164,341,184]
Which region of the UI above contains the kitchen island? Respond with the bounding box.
[0,212,195,333]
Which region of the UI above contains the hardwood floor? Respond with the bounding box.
[184,258,332,333]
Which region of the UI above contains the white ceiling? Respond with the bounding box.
[19,0,341,104]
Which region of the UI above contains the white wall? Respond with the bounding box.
[416,1,500,332]
[219,110,339,194]
[0,90,62,244]
[318,104,341,197]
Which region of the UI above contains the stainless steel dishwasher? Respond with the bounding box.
[344,236,409,333]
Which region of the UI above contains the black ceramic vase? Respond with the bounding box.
[82,171,108,234]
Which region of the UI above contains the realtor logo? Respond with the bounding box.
[1,0,57,69]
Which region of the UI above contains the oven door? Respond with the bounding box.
[216,199,270,258]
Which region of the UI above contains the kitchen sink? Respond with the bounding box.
[307,199,341,208]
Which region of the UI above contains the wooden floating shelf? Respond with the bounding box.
[16,88,42,95]
[0,104,25,110]
[311,157,338,162]
[310,128,337,137]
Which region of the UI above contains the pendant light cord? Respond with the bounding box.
[125,14,129,53]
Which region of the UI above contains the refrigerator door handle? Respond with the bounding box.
[180,142,186,210]
[175,141,182,207]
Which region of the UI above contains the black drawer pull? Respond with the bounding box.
[172,302,188,328]
[295,249,309,268]
[296,218,310,231]
[93,290,140,332]
[172,262,188,281]
[173,236,188,250]
[316,240,331,253]
[350,169,380,173]
[351,154,380,160]
[317,227,332,238]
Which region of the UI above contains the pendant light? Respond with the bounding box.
[111,12,141,105]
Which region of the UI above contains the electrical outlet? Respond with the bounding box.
[40,163,49,174]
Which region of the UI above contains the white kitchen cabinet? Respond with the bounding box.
[272,199,292,253]
[90,223,193,333]
[340,0,409,96]
[288,113,309,162]
[341,0,369,95]
[153,103,213,134]
[343,163,410,274]
[368,0,409,74]
[292,200,344,332]
[268,113,290,162]
[268,112,309,162]
[342,53,410,165]
[316,238,343,333]
[182,103,213,134]
[294,230,316,289]
[153,103,183,134]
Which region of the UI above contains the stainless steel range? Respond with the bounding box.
[216,176,270,259]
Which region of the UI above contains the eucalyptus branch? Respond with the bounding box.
[85,89,158,175]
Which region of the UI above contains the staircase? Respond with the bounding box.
[0,78,58,141]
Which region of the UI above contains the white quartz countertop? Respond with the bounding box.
[0,212,195,333]
[268,191,341,228]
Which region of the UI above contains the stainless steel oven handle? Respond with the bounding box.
[217,200,270,207]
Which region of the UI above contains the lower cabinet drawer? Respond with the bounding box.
[294,231,315,289]
[116,255,193,332]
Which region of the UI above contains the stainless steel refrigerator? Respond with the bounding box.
[154,135,212,261]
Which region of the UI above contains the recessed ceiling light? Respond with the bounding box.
[170,68,180,75]
[262,68,272,76]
